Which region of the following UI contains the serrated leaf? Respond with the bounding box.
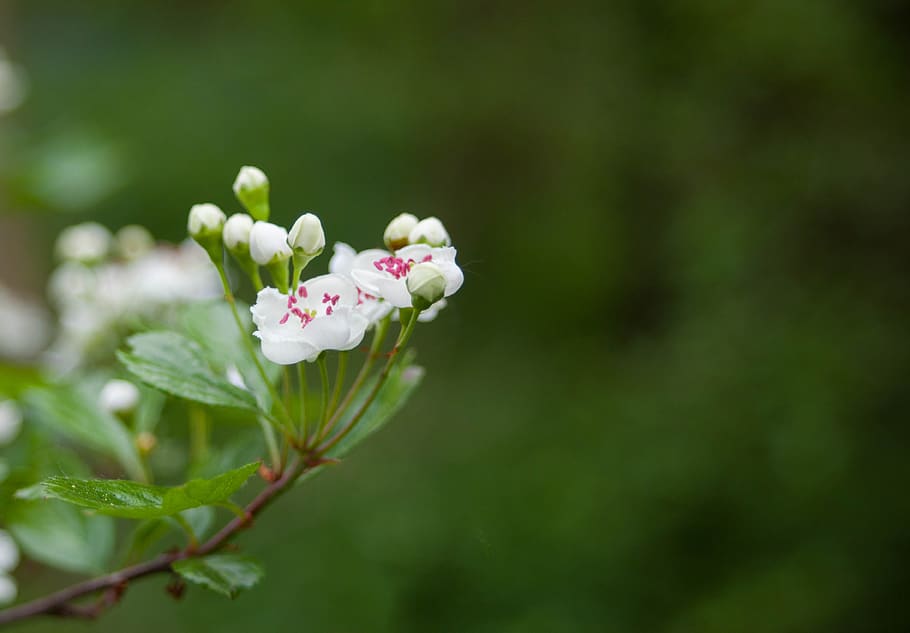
[6,499,114,575]
[117,331,259,411]
[23,385,145,480]
[23,462,259,519]
[179,301,280,411]
[172,554,264,598]
[328,359,425,459]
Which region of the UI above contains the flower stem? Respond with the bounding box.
[297,362,309,446]
[214,262,292,458]
[317,309,419,454]
[328,351,348,418]
[258,416,281,469]
[317,317,390,443]
[315,354,330,440]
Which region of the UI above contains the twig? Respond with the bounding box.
[0,457,306,627]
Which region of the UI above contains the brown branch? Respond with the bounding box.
[0,457,308,627]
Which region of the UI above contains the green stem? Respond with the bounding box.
[328,351,348,418]
[315,354,330,440]
[258,416,281,469]
[317,310,420,454]
[298,362,309,446]
[214,262,293,452]
[317,317,390,443]
[188,406,209,467]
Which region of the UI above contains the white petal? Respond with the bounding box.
[302,273,358,308]
[395,244,432,261]
[328,242,357,276]
[256,332,319,365]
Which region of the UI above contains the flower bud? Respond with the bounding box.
[135,431,157,455]
[188,203,226,262]
[250,221,292,293]
[288,213,325,257]
[232,165,270,221]
[249,221,292,266]
[0,575,16,606]
[187,203,226,238]
[99,379,140,415]
[115,225,155,260]
[55,222,112,263]
[223,213,255,252]
[406,261,447,310]
[383,213,418,251]
[0,400,22,446]
[408,217,451,248]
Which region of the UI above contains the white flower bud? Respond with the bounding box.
[406,261,447,310]
[0,48,27,114]
[383,213,419,251]
[55,222,112,263]
[115,225,154,260]
[288,213,325,257]
[408,217,451,248]
[0,574,16,606]
[0,529,19,572]
[187,203,226,238]
[223,213,255,251]
[232,165,270,221]
[0,401,22,445]
[99,379,140,415]
[249,221,292,266]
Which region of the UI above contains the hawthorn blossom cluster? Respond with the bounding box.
[0,402,21,605]
[188,168,464,365]
[45,224,221,372]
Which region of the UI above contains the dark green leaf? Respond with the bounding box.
[23,385,145,480]
[172,554,264,598]
[6,499,114,575]
[117,331,259,411]
[21,462,259,519]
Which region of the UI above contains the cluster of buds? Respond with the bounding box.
[188,167,463,366]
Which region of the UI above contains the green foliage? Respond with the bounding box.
[6,499,115,575]
[172,554,264,598]
[117,331,259,412]
[21,462,259,519]
[329,358,425,459]
[22,384,145,480]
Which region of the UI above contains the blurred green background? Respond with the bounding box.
[2,1,910,631]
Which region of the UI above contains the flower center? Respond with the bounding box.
[372,254,433,280]
[278,285,322,328]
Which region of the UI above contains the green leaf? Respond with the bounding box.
[172,554,264,598]
[22,462,259,519]
[23,385,145,480]
[6,499,114,575]
[179,300,280,410]
[329,358,425,459]
[122,506,215,564]
[117,331,259,412]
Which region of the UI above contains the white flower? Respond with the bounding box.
[406,261,447,309]
[351,244,463,309]
[232,166,270,221]
[0,48,27,115]
[55,222,112,263]
[0,529,18,572]
[329,243,394,324]
[0,574,15,606]
[115,225,154,260]
[99,379,140,414]
[383,213,418,251]
[251,274,369,365]
[0,401,22,445]
[223,213,255,251]
[249,221,292,266]
[0,284,50,361]
[408,217,451,247]
[187,203,226,238]
[288,213,325,257]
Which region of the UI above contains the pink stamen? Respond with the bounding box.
[421,254,433,263]
[279,313,290,325]
[298,286,308,298]
[326,306,333,315]
[372,255,414,280]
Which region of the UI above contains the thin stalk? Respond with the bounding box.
[258,416,281,470]
[188,406,209,467]
[317,317,390,443]
[328,351,348,418]
[298,362,309,446]
[318,309,419,454]
[315,354,330,440]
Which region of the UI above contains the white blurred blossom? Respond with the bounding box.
[0,48,27,115]
[0,285,51,360]
[0,401,22,445]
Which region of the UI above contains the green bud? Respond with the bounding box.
[406,261,446,310]
[232,165,271,221]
